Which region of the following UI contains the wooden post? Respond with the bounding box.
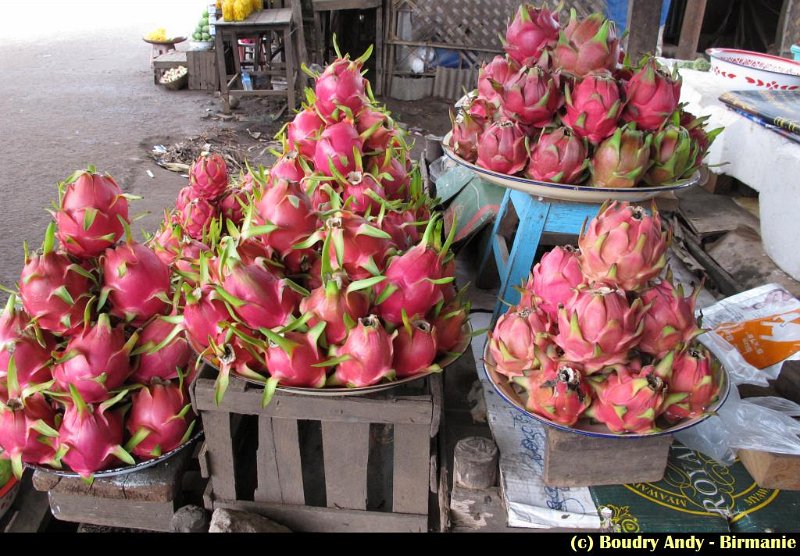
[453,437,498,490]
[626,0,663,61]
[676,0,707,60]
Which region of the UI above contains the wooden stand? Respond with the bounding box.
[31,447,194,532]
[543,428,673,487]
[188,50,220,91]
[192,365,442,532]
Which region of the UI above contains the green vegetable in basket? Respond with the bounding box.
[0,459,11,489]
[201,17,209,26]
[202,33,211,41]
[202,9,208,18]
[202,25,209,33]
[193,32,201,40]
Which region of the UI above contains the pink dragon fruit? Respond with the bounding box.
[680,110,723,171]
[514,364,592,426]
[638,277,703,356]
[174,238,211,283]
[313,49,370,121]
[476,119,528,175]
[662,347,717,422]
[0,393,61,478]
[374,218,447,325]
[503,3,560,66]
[130,317,192,384]
[175,186,196,213]
[149,216,182,267]
[356,105,396,152]
[314,119,364,177]
[0,296,53,399]
[102,241,171,324]
[528,245,585,320]
[393,319,439,378]
[431,298,469,354]
[218,259,300,330]
[219,180,254,226]
[262,324,328,393]
[477,56,520,104]
[525,127,589,184]
[179,196,218,241]
[463,92,498,125]
[563,72,622,144]
[287,107,324,159]
[300,274,370,345]
[590,125,653,188]
[126,380,196,459]
[556,286,645,373]
[58,388,134,477]
[52,313,137,403]
[380,208,423,250]
[587,353,676,433]
[622,58,682,131]
[488,305,553,378]
[18,223,92,336]
[189,153,228,200]
[319,210,393,280]
[578,201,669,291]
[449,110,484,163]
[500,66,562,127]
[55,167,130,259]
[331,315,396,387]
[553,10,620,77]
[270,152,307,183]
[341,170,385,215]
[183,286,232,350]
[212,336,269,404]
[644,124,694,185]
[366,152,411,201]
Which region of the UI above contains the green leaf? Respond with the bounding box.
[124,427,152,452]
[375,283,399,305]
[82,208,98,232]
[347,275,386,293]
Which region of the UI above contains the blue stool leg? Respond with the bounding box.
[477,188,511,282]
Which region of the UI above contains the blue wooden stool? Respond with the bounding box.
[477,189,601,321]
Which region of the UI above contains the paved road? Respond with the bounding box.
[0,0,216,293]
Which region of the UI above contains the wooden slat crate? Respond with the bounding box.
[191,364,443,532]
[187,50,219,91]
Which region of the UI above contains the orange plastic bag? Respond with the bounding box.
[715,310,800,369]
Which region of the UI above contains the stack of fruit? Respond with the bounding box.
[487,201,720,434]
[145,28,169,42]
[448,4,722,188]
[147,43,470,405]
[191,9,213,43]
[220,0,261,22]
[0,169,197,480]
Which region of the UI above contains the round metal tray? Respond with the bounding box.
[142,36,187,46]
[483,341,730,439]
[27,430,204,479]
[198,321,473,397]
[442,132,702,203]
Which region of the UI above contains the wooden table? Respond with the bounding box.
[214,8,307,112]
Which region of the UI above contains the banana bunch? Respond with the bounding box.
[221,0,260,22]
[145,27,169,42]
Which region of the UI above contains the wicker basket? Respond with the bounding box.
[160,71,188,90]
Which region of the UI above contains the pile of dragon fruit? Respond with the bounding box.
[487,201,720,434]
[448,4,722,188]
[0,168,197,479]
[151,43,469,406]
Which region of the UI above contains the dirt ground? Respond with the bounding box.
[0,3,452,294]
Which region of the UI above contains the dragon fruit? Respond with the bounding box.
[262,324,328,393]
[287,107,324,159]
[680,110,723,171]
[55,167,130,259]
[638,277,703,357]
[149,217,182,267]
[52,313,137,404]
[556,286,645,373]
[514,365,592,426]
[500,66,561,127]
[58,388,134,477]
[431,298,469,354]
[102,241,171,324]
[313,48,370,121]
[314,119,364,177]
[525,127,588,184]
[126,380,195,459]
[251,178,318,266]
[175,186,195,213]
[590,125,652,188]
[18,223,92,336]
[476,119,528,175]
[380,208,422,250]
[341,170,385,216]
[374,218,448,325]
[270,152,306,183]
[448,110,484,163]
[189,153,228,200]
[212,336,269,404]
[219,179,253,226]
[622,58,682,131]
[179,196,218,241]
[503,3,560,66]
[578,201,669,291]
[0,296,53,398]
[367,152,411,201]
[318,210,392,281]
[462,92,498,125]
[330,315,396,387]
[662,347,718,422]
[553,10,620,77]
[587,353,677,433]
[477,56,520,104]
[356,106,396,152]
[0,393,61,478]
[393,319,439,378]
[130,317,192,384]
[563,72,622,144]
[174,237,211,282]
[300,273,369,345]
[644,124,694,185]
[183,286,232,350]
[488,306,552,378]
[528,245,585,320]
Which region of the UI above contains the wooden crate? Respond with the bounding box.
[187,50,219,91]
[191,365,442,532]
[739,450,800,491]
[543,428,674,487]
